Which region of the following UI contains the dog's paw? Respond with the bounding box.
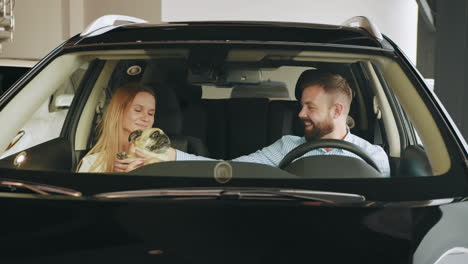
[116,152,129,160]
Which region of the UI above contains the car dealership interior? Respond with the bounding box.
[0,1,467,264]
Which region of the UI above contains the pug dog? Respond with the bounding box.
[116,128,171,165]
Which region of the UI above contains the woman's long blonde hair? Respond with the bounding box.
[78,82,156,172]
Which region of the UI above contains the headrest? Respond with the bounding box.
[145,81,183,135]
[231,82,289,99]
[176,84,202,104]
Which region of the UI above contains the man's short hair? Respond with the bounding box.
[295,69,353,106]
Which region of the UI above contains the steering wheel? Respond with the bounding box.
[278,139,381,172]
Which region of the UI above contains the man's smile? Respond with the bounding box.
[303,120,314,128]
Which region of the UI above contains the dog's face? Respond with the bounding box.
[128,128,171,154]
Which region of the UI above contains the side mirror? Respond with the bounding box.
[50,94,74,112]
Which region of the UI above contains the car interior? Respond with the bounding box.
[0,47,449,178]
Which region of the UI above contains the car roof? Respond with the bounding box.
[67,20,389,49]
[0,58,38,68]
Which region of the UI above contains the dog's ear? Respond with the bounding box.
[128,130,143,142]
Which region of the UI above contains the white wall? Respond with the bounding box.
[0,0,66,59]
[0,0,161,60]
[162,0,418,63]
[0,0,417,62]
[84,0,161,26]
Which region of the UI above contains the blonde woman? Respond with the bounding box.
[77,83,156,173]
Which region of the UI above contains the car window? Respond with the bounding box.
[0,62,89,159]
[201,86,232,99]
[370,61,450,176]
[0,47,451,178]
[0,66,31,96]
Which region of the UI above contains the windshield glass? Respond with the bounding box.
[0,46,451,179]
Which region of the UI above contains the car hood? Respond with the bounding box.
[0,193,457,264]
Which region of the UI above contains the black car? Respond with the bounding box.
[0,15,467,263]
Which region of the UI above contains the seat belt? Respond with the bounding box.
[373,96,383,146]
[374,120,383,146]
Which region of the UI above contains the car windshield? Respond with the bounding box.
[0,46,451,180]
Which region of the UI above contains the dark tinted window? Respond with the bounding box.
[0,66,30,95]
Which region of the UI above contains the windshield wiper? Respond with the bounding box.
[95,188,365,204]
[226,189,366,204]
[0,179,82,197]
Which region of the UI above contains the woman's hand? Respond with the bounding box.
[113,147,177,172]
[113,150,149,172]
[113,157,145,172]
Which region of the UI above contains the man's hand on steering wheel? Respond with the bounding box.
[278,139,381,172]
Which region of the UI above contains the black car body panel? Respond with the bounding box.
[73,22,383,48]
[0,193,467,264]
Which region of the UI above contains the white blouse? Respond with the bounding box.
[77,152,106,173]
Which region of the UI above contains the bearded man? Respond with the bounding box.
[166,70,390,177]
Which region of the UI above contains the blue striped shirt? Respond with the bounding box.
[176,132,390,177]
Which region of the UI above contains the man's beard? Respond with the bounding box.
[304,118,334,141]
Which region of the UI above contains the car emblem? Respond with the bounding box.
[214,161,233,184]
